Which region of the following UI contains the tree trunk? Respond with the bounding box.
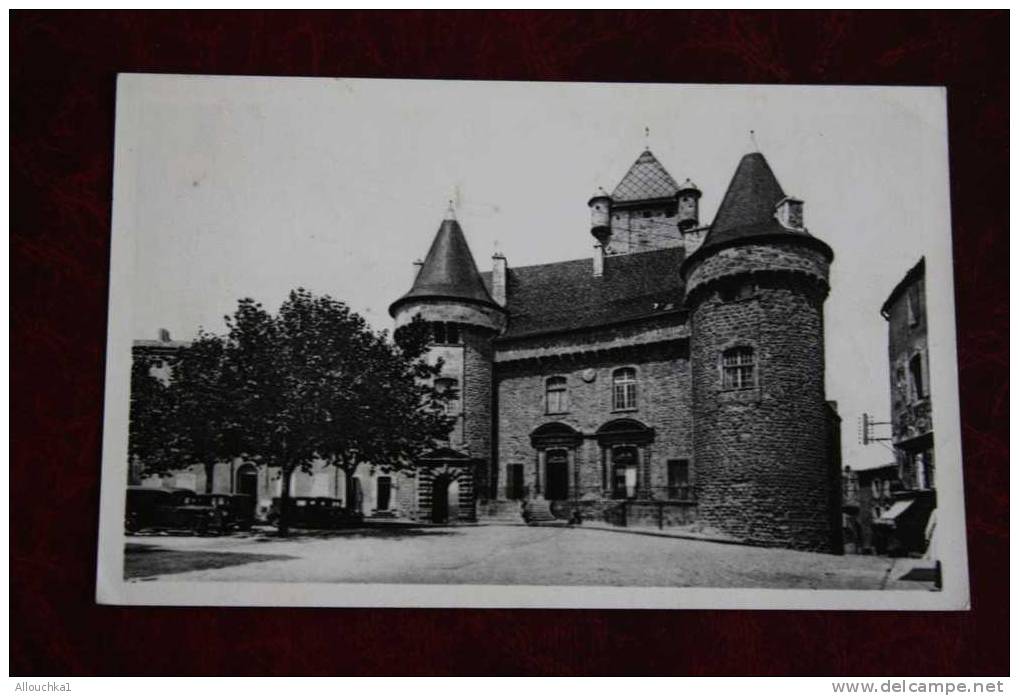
[343,465,359,515]
[277,465,294,537]
[204,461,216,494]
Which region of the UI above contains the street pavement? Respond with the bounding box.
[125,523,936,590]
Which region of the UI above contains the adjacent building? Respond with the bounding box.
[875,257,937,555]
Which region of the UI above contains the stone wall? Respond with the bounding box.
[685,241,830,300]
[689,248,838,552]
[494,339,693,502]
[140,460,418,518]
[606,207,683,255]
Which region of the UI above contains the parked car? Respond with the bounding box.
[266,497,363,529]
[124,486,195,534]
[187,493,255,531]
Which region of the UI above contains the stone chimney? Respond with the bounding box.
[593,244,604,277]
[491,252,507,306]
[158,328,171,342]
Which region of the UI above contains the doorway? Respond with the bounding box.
[376,476,392,511]
[431,476,450,523]
[235,464,258,515]
[507,464,525,499]
[611,446,638,499]
[545,450,569,501]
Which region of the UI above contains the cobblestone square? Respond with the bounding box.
[125,524,937,590]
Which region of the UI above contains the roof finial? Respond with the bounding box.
[644,125,651,149]
[749,129,760,153]
[444,199,456,221]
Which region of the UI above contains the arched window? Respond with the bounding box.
[722,347,756,390]
[612,368,637,411]
[545,376,568,414]
[434,377,459,415]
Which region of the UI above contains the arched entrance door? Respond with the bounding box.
[235,464,258,515]
[431,475,451,523]
[545,450,569,501]
[596,419,654,499]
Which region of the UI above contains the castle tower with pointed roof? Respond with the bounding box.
[381,147,842,551]
[390,207,506,523]
[681,152,839,552]
[589,149,706,258]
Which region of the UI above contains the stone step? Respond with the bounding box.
[523,499,558,524]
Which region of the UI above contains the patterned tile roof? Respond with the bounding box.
[482,246,687,339]
[611,149,682,202]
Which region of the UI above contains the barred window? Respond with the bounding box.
[612,368,637,410]
[545,376,568,414]
[722,347,756,389]
[434,377,459,415]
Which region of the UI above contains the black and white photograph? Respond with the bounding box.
[96,76,968,609]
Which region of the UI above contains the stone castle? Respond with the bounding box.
[137,145,843,553]
[387,146,841,552]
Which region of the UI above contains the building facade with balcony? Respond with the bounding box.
[876,257,937,555]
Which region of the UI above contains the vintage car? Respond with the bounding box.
[124,486,196,533]
[125,486,238,535]
[266,497,363,529]
[187,493,255,531]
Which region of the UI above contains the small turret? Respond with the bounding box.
[676,178,701,231]
[587,187,612,245]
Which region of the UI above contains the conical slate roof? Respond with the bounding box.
[611,149,682,202]
[389,215,499,316]
[699,152,810,252]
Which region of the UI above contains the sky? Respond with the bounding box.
[116,76,953,471]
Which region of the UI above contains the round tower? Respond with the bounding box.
[389,206,506,520]
[676,178,701,231]
[587,188,612,246]
[681,152,838,553]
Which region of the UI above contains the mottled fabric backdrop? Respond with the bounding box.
[10,10,1008,675]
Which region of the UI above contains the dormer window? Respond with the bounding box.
[774,197,804,230]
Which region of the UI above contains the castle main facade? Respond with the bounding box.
[136,146,843,553]
[388,147,842,552]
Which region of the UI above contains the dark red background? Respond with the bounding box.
[11,11,1009,676]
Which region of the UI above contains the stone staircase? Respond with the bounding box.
[522,499,558,525]
[477,499,526,525]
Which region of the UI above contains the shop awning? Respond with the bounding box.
[874,499,914,525]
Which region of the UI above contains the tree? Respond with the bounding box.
[220,290,452,535]
[128,353,176,481]
[162,333,239,493]
[316,313,453,514]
